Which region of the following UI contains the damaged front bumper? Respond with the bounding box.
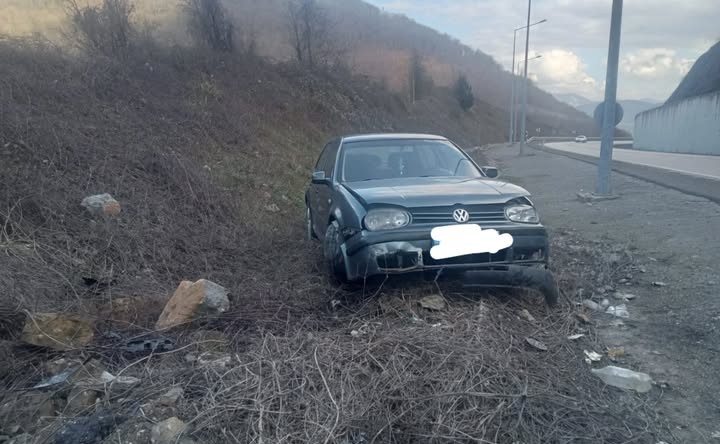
[341,224,549,282]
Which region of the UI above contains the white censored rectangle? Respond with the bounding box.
[430,224,514,260]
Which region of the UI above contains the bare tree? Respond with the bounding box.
[65,0,135,59]
[184,0,234,52]
[287,0,336,68]
[408,50,432,102]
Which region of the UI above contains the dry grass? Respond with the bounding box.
[0,34,664,443]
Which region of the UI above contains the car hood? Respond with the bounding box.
[343,177,530,207]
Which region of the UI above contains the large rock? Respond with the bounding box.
[21,314,94,350]
[155,280,229,330]
[150,417,187,444]
[80,194,121,217]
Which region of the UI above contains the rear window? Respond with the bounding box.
[339,139,481,182]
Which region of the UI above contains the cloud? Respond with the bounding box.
[527,49,603,99]
[622,48,694,78]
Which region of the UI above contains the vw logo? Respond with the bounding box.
[453,208,470,223]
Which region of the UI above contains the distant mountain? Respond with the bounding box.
[554,93,595,108]
[557,94,659,135]
[667,40,720,103]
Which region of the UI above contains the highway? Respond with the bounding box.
[544,141,720,180]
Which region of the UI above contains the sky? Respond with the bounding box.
[365,0,719,102]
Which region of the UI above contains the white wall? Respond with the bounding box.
[634,92,720,155]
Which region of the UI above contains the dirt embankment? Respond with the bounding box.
[0,36,669,444]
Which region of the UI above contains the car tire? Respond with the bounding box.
[306,207,317,240]
[323,221,348,283]
[541,272,559,306]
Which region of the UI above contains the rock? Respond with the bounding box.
[582,299,601,311]
[518,309,535,322]
[591,366,653,393]
[525,337,548,351]
[99,420,153,444]
[66,388,100,415]
[21,314,94,350]
[607,347,625,359]
[575,312,592,324]
[109,296,144,324]
[613,292,637,301]
[418,295,446,311]
[150,417,187,444]
[156,387,184,406]
[51,411,120,444]
[652,281,667,287]
[195,351,232,368]
[605,304,630,318]
[264,203,280,213]
[599,298,610,309]
[81,194,121,217]
[155,280,229,330]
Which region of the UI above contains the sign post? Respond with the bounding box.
[596,0,623,196]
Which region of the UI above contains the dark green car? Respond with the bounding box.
[305,133,557,304]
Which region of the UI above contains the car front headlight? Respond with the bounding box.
[505,204,539,224]
[364,208,411,231]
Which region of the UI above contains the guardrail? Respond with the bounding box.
[526,136,633,143]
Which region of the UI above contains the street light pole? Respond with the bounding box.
[596,0,623,195]
[509,19,546,144]
[509,32,518,143]
[514,54,542,140]
[519,0,532,156]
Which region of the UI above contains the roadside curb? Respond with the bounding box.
[532,144,720,204]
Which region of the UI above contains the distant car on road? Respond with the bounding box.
[305,133,557,304]
[575,135,588,143]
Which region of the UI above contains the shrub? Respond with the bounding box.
[454,73,475,111]
[66,0,135,59]
[184,0,234,52]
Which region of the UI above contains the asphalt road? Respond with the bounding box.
[545,141,720,180]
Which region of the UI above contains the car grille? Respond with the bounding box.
[410,204,507,225]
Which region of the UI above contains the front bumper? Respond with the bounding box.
[341,223,549,281]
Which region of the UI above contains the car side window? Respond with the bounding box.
[317,140,339,178]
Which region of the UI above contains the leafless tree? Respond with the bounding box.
[184,0,234,52]
[65,0,135,59]
[408,50,432,102]
[287,0,336,68]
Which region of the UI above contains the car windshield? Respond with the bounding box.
[340,139,482,182]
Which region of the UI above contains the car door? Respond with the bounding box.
[310,140,339,238]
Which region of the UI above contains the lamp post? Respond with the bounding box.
[509,19,546,144]
[514,54,542,142]
[519,0,534,155]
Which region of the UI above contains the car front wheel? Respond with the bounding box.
[323,221,347,283]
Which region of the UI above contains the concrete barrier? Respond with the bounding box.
[634,92,720,155]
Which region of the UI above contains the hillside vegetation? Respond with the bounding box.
[0,0,600,137]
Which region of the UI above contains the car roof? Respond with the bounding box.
[340,133,448,143]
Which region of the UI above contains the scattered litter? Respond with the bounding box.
[518,309,536,322]
[607,347,625,359]
[264,203,280,213]
[582,299,601,311]
[121,337,175,354]
[710,431,720,439]
[418,294,446,311]
[525,337,548,351]
[591,366,653,393]
[350,330,360,337]
[605,304,630,318]
[567,333,585,340]
[33,367,78,389]
[430,323,442,328]
[584,350,602,362]
[652,281,667,287]
[599,298,610,309]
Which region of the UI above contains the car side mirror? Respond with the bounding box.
[482,167,499,178]
[311,171,329,184]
